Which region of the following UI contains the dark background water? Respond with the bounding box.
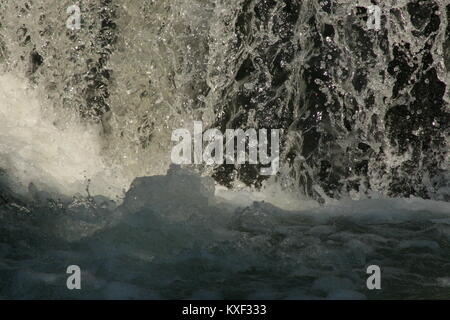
[1,0,448,202]
[0,0,449,300]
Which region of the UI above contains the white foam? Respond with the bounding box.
[0,74,130,198]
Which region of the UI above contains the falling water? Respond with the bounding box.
[0,0,449,299]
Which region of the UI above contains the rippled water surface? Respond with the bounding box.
[0,0,449,299]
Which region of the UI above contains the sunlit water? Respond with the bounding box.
[0,0,449,299]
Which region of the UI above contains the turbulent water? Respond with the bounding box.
[0,0,449,299]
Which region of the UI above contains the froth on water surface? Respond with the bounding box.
[0,0,449,300]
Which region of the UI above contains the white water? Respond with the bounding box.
[0,0,449,300]
[0,74,131,199]
[0,75,449,299]
[0,73,316,209]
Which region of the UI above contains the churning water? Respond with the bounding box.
[0,0,449,299]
